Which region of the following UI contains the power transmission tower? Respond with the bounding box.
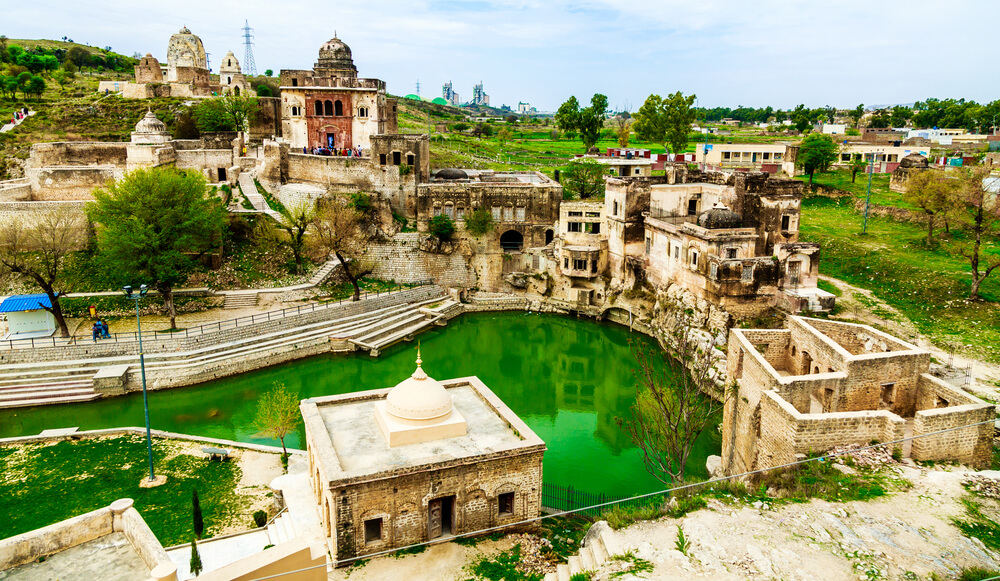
[415,79,421,96]
[241,20,258,76]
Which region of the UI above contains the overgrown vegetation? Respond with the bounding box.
[953,497,1000,552]
[463,544,542,581]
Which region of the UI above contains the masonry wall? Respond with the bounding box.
[362,233,476,287]
[27,142,128,168]
[26,166,121,200]
[911,373,995,468]
[284,153,414,213]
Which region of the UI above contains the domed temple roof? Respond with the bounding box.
[698,202,743,229]
[134,110,168,134]
[435,168,469,180]
[315,35,357,77]
[384,348,453,421]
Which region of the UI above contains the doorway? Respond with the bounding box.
[788,261,801,286]
[327,133,335,148]
[428,495,455,539]
[217,167,226,182]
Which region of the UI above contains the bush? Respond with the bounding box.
[429,214,455,240]
[253,510,268,528]
[465,206,494,236]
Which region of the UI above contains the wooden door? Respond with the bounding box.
[428,498,442,539]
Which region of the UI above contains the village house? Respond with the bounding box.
[300,351,545,564]
[722,317,996,478]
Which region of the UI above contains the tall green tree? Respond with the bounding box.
[576,93,608,151]
[633,94,666,151]
[190,539,203,577]
[849,104,865,127]
[795,133,838,186]
[253,381,302,456]
[554,96,580,135]
[634,92,698,155]
[903,169,959,246]
[88,168,226,329]
[192,489,204,539]
[561,158,607,199]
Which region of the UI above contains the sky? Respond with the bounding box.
[7,0,999,112]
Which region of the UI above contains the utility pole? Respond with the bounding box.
[862,149,878,234]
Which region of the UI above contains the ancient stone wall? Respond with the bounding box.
[362,233,476,287]
[911,375,995,468]
[28,143,128,168]
[27,166,121,200]
[284,153,413,213]
[0,178,31,202]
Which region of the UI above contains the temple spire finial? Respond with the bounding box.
[416,343,422,368]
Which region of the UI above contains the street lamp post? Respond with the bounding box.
[124,284,155,482]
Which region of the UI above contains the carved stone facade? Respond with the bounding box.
[301,363,544,564]
[722,317,995,478]
[279,36,395,151]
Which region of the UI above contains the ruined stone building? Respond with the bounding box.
[300,352,545,564]
[604,169,834,316]
[278,36,397,151]
[722,317,996,477]
[217,51,253,96]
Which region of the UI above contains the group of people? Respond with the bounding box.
[305,145,363,158]
[9,107,29,126]
[91,319,111,341]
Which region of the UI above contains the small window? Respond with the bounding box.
[444,204,454,218]
[723,151,732,160]
[335,100,344,116]
[324,100,333,116]
[292,78,298,87]
[791,346,797,356]
[492,207,501,221]
[457,205,466,219]
[726,248,737,259]
[710,263,718,279]
[673,245,680,260]
[503,206,514,222]
[364,518,382,544]
[585,212,600,217]
[314,100,322,115]
[645,237,651,254]
[781,215,790,230]
[613,201,619,216]
[774,153,783,161]
[433,205,443,217]
[515,207,526,222]
[407,153,415,166]
[587,222,600,234]
[498,492,514,516]
[563,257,569,269]
[393,151,401,165]
[568,211,583,217]
[568,222,582,233]
[379,153,387,165]
[574,259,587,270]
[591,260,598,273]
[690,251,698,267]
[742,265,753,282]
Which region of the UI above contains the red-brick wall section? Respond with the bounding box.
[305,92,353,149]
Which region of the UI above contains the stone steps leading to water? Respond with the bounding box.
[223,292,259,309]
[543,521,619,581]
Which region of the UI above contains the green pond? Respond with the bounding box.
[0,312,721,497]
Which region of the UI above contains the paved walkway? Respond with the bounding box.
[166,530,271,581]
[272,455,326,548]
[1,110,34,133]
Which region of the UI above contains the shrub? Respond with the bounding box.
[429,214,455,240]
[465,206,494,236]
[253,510,268,528]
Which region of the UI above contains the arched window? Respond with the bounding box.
[233,86,240,96]
[358,107,368,118]
[335,100,343,116]
[500,230,524,252]
[324,100,333,116]
[314,101,322,115]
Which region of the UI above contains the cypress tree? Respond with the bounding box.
[190,539,203,577]
[192,489,204,539]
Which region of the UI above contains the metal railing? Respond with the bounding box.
[0,281,435,351]
[541,483,661,517]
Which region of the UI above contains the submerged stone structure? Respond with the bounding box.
[722,317,995,477]
[301,351,545,564]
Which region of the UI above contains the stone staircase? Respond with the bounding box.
[543,521,621,581]
[308,261,339,286]
[0,290,455,408]
[238,173,282,220]
[223,292,259,309]
[349,298,457,356]
[265,511,297,546]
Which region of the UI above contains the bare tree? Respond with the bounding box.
[255,202,315,275]
[616,318,731,486]
[956,166,1000,300]
[613,116,632,148]
[309,198,374,301]
[0,207,87,337]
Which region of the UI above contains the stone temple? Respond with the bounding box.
[300,349,545,564]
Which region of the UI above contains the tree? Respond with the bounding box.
[465,206,494,237]
[219,91,259,133]
[903,169,959,246]
[192,489,204,539]
[65,46,88,70]
[848,156,868,183]
[796,133,838,186]
[309,199,374,301]
[264,69,273,77]
[0,207,86,338]
[850,104,864,127]
[791,104,813,132]
[889,105,911,128]
[561,158,606,199]
[88,168,226,329]
[634,92,698,155]
[190,539,203,577]
[496,127,511,149]
[616,317,730,486]
[254,84,272,97]
[256,202,315,275]
[51,69,70,88]
[554,96,580,135]
[16,71,32,99]
[253,381,301,455]
[576,93,609,151]
[868,109,891,128]
[26,75,45,101]
[955,167,1000,300]
[613,116,632,148]
[429,214,455,240]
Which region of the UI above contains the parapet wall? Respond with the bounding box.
[911,374,995,468]
[363,233,476,288]
[26,166,121,200]
[27,142,128,168]
[284,153,413,213]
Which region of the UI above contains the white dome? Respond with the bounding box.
[134,110,167,134]
[384,350,453,421]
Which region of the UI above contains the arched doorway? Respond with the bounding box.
[545,229,554,245]
[500,230,523,252]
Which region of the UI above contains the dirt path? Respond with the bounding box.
[603,467,1000,580]
[819,274,1000,402]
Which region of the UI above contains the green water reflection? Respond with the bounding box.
[0,312,721,497]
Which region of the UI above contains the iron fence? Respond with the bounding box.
[0,281,435,351]
[541,483,662,518]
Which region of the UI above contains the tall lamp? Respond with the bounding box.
[124,284,156,482]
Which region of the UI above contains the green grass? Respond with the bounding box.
[463,544,542,581]
[800,195,1000,362]
[953,497,1000,552]
[959,567,1000,581]
[754,456,902,503]
[817,279,843,297]
[0,436,248,547]
[539,515,590,560]
[796,169,915,210]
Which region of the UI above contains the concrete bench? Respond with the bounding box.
[201,447,231,461]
